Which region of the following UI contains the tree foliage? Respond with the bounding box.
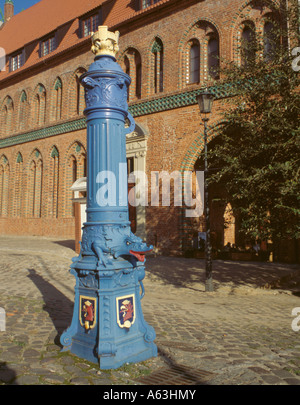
[208,1,300,244]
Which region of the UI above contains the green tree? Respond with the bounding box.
[208,1,300,253]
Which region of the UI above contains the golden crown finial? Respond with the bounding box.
[91,26,120,57]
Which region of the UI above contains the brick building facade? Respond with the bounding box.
[0,0,297,261]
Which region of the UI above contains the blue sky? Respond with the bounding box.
[2,0,41,16]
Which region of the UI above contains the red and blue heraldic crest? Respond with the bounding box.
[116,294,136,329]
[79,296,97,330]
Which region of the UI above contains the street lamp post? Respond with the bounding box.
[196,90,214,292]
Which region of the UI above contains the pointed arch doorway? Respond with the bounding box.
[182,132,238,256]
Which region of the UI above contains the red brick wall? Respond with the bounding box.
[1,0,294,259]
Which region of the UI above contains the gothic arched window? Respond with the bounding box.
[13,152,23,217]
[19,91,28,131]
[1,97,14,137]
[189,39,200,84]
[0,156,10,217]
[28,150,43,218]
[122,49,142,100]
[241,22,256,68]
[208,37,220,79]
[263,21,276,62]
[33,84,46,127]
[135,52,142,99]
[152,38,164,93]
[50,146,59,218]
[54,78,62,121]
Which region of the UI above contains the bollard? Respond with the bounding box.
[60,26,157,369]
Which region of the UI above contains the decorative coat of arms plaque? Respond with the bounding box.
[116,294,136,329]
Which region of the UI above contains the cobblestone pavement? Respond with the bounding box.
[0,235,300,386]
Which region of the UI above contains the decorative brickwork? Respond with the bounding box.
[0,154,10,217]
[12,151,23,217]
[49,146,59,218]
[27,148,43,218]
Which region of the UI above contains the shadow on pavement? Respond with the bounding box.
[0,362,17,385]
[27,268,73,347]
[146,255,300,292]
[53,240,76,251]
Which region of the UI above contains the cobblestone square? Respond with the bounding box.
[0,235,300,385]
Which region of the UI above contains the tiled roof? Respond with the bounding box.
[107,0,172,28]
[0,0,171,83]
[0,0,106,55]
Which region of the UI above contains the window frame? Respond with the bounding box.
[189,39,200,84]
[207,36,220,80]
[40,34,56,57]
[152,38,164,94]
[263,20,277,62]
[240,21,257,68]
[9,50,24,72]
[140,0,162,10]
[80,9,102,38]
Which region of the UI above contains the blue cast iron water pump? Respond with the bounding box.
[60,26,157,369]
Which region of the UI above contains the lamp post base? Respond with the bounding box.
[60,255,157,369]
[205,277,214,292]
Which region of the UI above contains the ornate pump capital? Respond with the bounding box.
[91,26,120,58]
